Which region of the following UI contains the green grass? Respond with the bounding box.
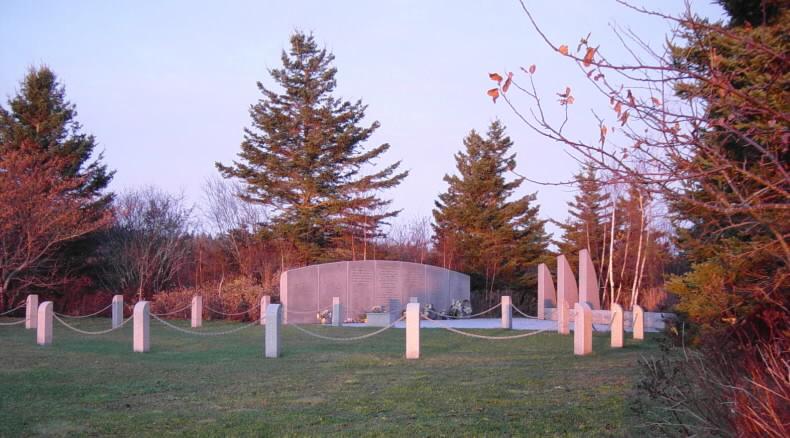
[0,317,657,437]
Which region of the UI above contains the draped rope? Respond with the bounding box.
[55,302,113,319]
[54,314,133,335]
[152,304,192,316]
[151,314,261,336]
[0,303,26,316]
[0,318,26,326]
[289,316,406,342]
[421,315,547,340]
[511,304,540,319]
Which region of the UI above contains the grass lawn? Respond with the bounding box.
[0,317,658,437]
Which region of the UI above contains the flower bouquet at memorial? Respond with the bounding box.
[317,309,331,324]
[447,299,472,318]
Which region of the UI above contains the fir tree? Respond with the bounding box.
[216,32,408,265]
[433,121,550,307]
[554,162,610,280]
[0,67,113,214]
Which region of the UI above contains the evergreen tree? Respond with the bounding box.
[216,32,408,265]
[0,67,113,306]
[0,67,113,214]
[554,162,609,276]
[433,121,550,307]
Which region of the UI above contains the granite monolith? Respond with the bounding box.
[191,295,202,328]
[265,304,282,358]
[406,302,420,359]
[36,301,53,346]
[25,294,39,329]
[633,304,644,340]
[501,296,512,329]
[574,302,592,355]
[133,301,150,352]
[611,303,623,348]
[112,295,124,328]
[537,263,556,320]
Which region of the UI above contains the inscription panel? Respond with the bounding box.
[281,261,470,324]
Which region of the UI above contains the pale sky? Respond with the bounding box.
[0,0,724,236]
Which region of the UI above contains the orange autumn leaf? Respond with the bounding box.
[559,45,569,55]
[489,72,503,83]
[529,64,536,74]
[614,101,622,115]
[651,97,662,106]
[502,72,513,93]
[487,88,500,103]
[600,125,608,145]
[583,47,596,67]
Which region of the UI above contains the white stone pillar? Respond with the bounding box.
[191,295,202,328]
[537,263,556,320]
[578,249,601,309]
[633,304,644,340]
[25,294,39,329]
[574,302,592,355]
[36,301,53,346]
[501,296,512,329]
[406,302,420,359]
[112,295,124,328]
[265,304,282,358]
[558,301,570,335]
[331,297,341,327]
[133,301,150,353]
[611,304,623,348]
[260,295,271,325]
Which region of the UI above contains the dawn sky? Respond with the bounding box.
[0,0,724,236]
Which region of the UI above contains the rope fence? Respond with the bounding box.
[151,314,261,336]
[152,304,192,317]
[204,300,261,316]
[510,304,540,319]
[422,315,547,340]
[0,318,26,326]
[53,314,133,335]
[0,303,26,316]
[55,303,113,319]
[290,315,406,342]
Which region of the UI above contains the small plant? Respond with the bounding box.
[317,309,331,324]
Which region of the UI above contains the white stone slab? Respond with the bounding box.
[36,301,53,345]
[633,304,644,340]
[265,304,282,358]
[25,294,38,329]
[578,249,601,309]
[557,255,578,313]
[574,302,592,355]
[558,302,570,335]
[611,303,623,348]
[405,302,420,359]
[537,263,556,320]
[331,297,341,327]
[191,295,202,328]
[501,296,512,329]
[260,295,271,325]
[133,301,150,352]
[112,295,124,328]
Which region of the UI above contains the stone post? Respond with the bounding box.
[191,295,202,328]
[25,294,39,329]
[112,295,124,328]
[405,302,420,359]
[578,249,601,309]
[501,296,512,329]
[331,297,342,327]
[36,301,53,346]
[558,302,569,335]
[537,263,556,320]
[260,295,271,325]
[133,301,150,353]
[573,302,592,355]
[265,304,282,358]
[633,305,644,340]
[611,303,623,348]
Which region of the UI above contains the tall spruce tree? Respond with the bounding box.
[0,67,113,305]
[433,121,550,307]
[0,67,113,213]
[217,32,408,265]
[554,162,610,280]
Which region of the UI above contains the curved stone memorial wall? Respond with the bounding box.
[280,261,471,324]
